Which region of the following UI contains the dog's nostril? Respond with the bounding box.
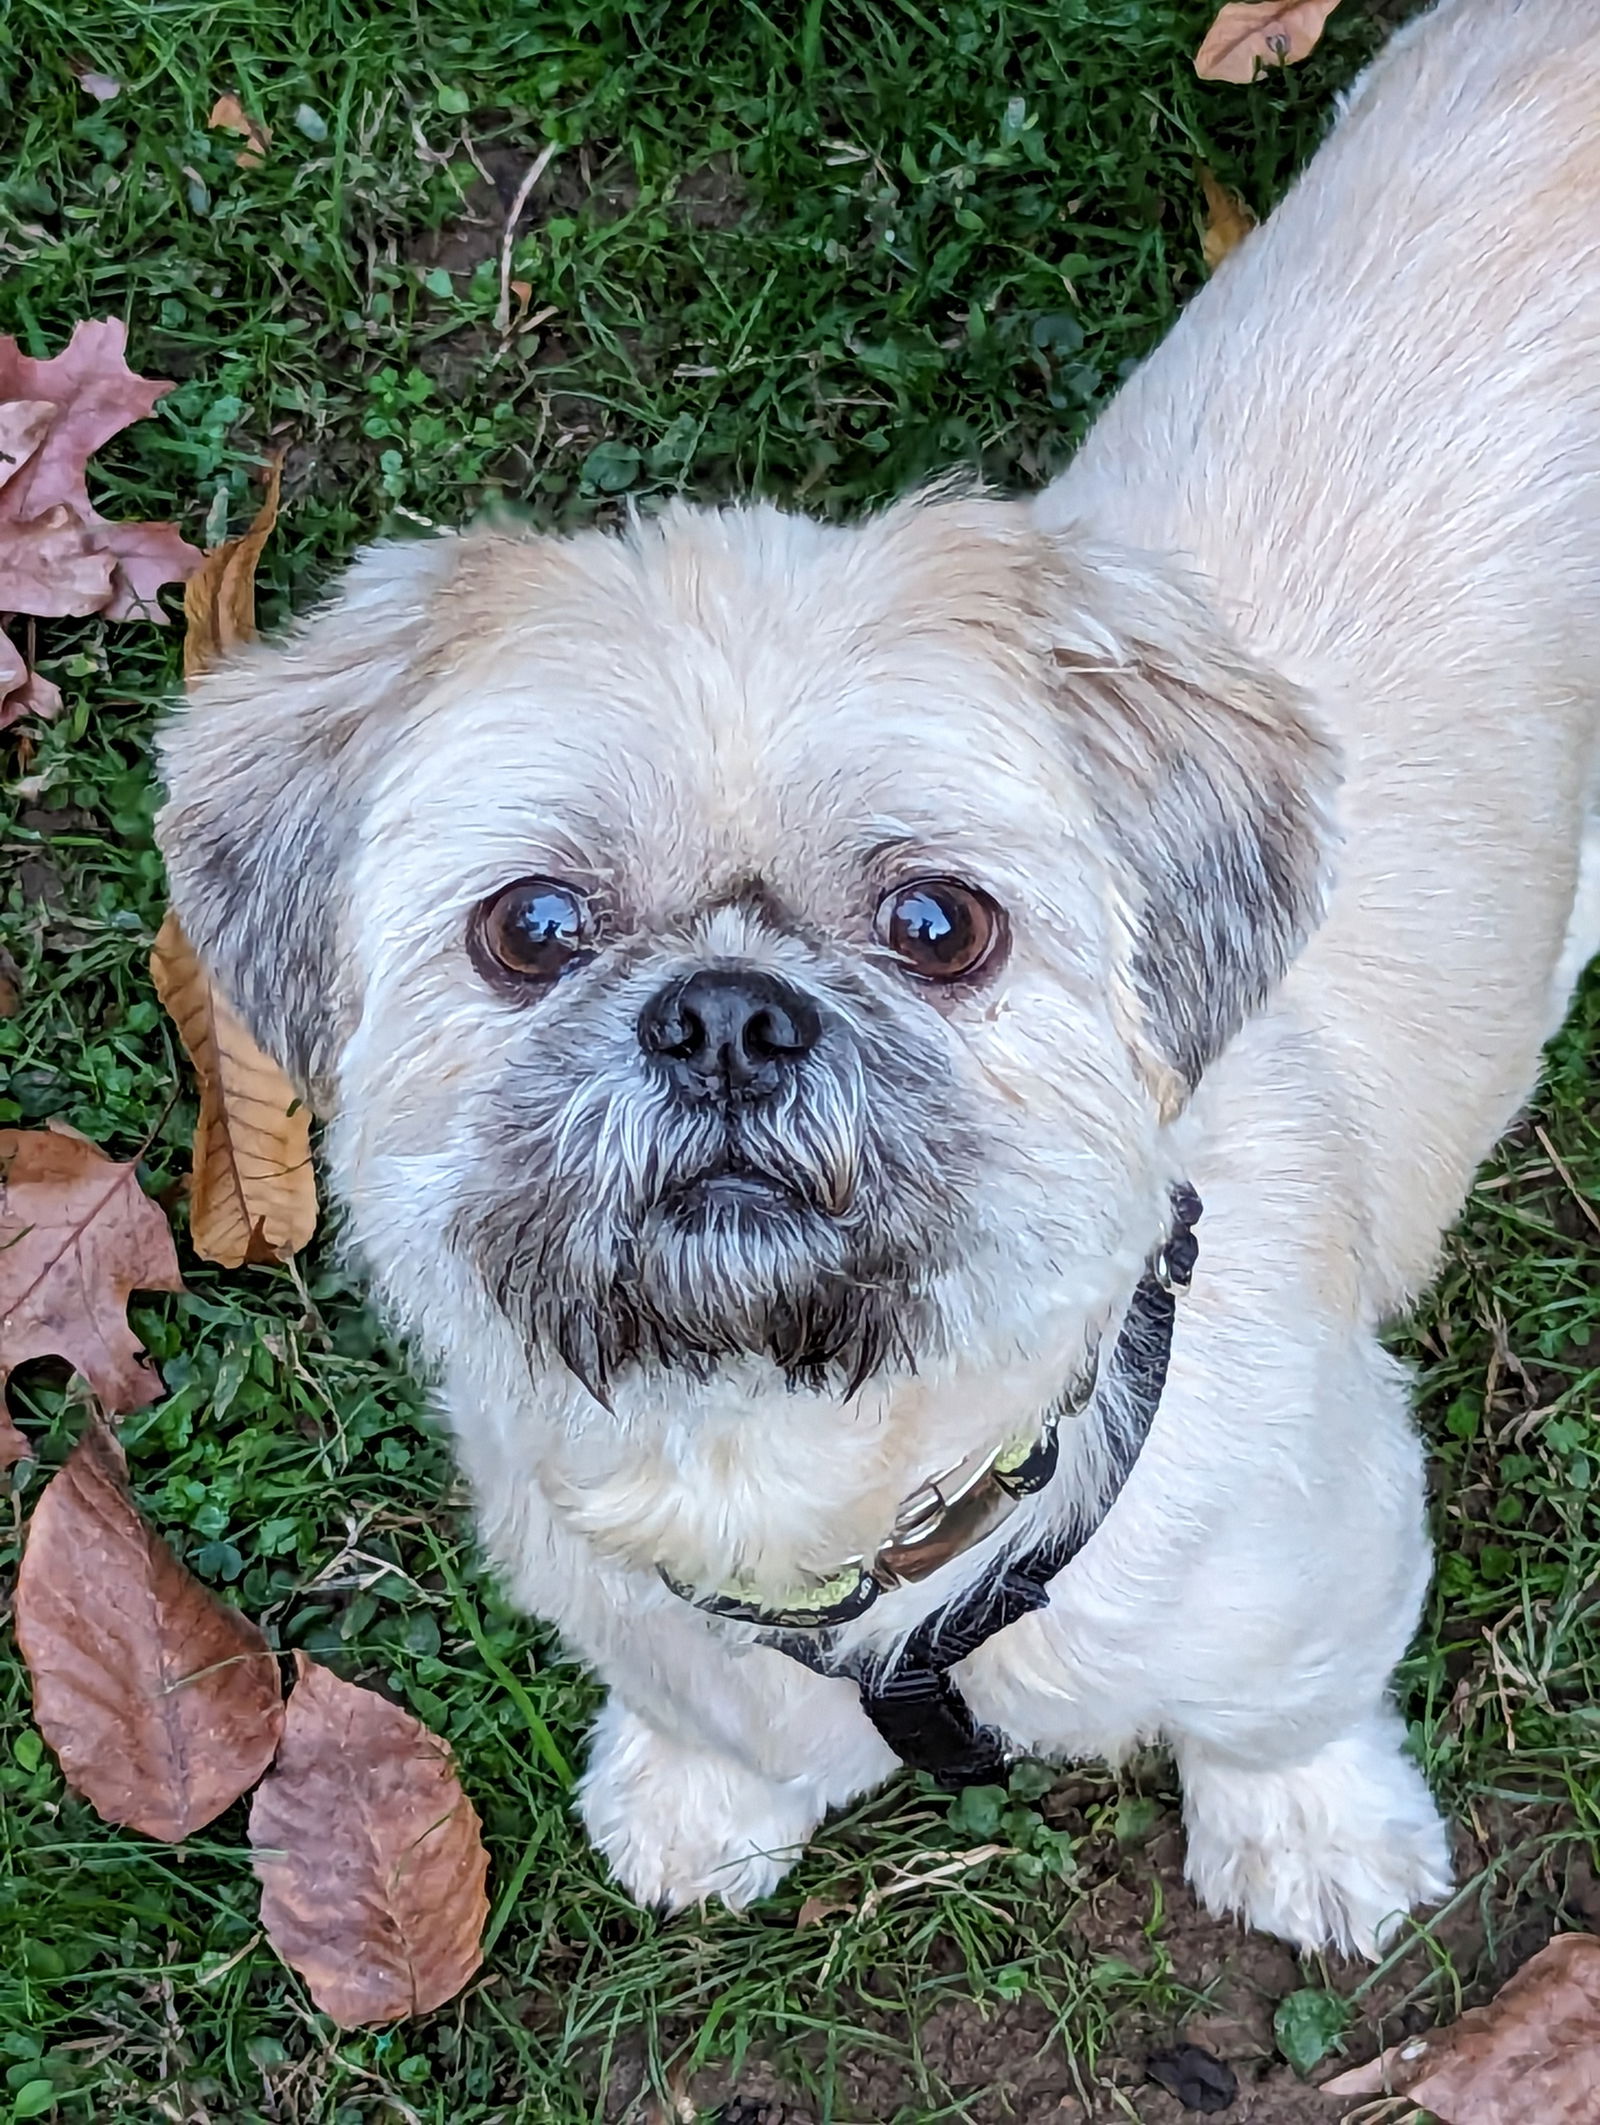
[638,968,820,1095]
[746,1002,810,1059]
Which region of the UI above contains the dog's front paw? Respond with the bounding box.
[1178,1711,1452,1957]
[578,1697,825,1911]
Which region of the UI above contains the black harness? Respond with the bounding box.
[758,1186,1201,1789]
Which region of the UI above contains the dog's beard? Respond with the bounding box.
[462,1009,975,1401]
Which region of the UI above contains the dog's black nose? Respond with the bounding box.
[638,968,821,1099]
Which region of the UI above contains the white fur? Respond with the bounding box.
[156,0,1600,1958]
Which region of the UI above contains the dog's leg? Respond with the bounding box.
[974,1283,1451,1957]
[459,1422,901,1912]
[1174,1707,1452,1957]
[1154,1326,1451,1957]
[578,1692,854,1911]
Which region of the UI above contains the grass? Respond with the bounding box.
[2,0,1598,2119]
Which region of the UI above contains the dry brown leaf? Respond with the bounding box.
[180,456,281,679]
[155,461,317,1269]
[0,1407,30,1472]
[796,1895,852,1928]
[0,320,202,722]
[0,501,117,615]
[250,1655,489,2027]
[1323,1932,1600,2121]
[14,1423,284,1838]
[208,92,272,166]
[0,1123,183,1412]
[1199,167,1256,271]
[1194,0,1341,83]
[0,319,202,623]
[152,911,316,1267]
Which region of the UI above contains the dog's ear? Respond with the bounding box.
[156,533,465,1110]
[1040,530,1339,1106]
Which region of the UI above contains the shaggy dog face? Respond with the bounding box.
[158,497,1332,1483]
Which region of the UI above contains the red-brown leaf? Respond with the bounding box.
[0,318,202,629]
[0,1123,183,1412]
[250,1656,489,2027]
[0,400,57,495]
[1194,1,1341,83]
[0,320,170,521]
[14,1423,285,1839]
[1323,1932,1600,2121]
[0,648,63,729]
[0,502,117,616]
[0,1406,30,1472]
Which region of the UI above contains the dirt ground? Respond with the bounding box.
[599,1778,1587,2124]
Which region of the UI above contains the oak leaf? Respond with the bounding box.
[0,319,202,620]
[1199,167,1256,272]
[1194,1,1341,83]
[1323,1932,1600,2121]
[14,1423,285,1839]
[0,319,202,724]
[154,459,317,1268]
[0,1408,28,1473]
[0,1124,183,1422]
[249,1655,490,2027]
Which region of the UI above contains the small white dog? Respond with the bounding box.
[157,0,1600,1956]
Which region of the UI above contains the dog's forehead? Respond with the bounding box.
[368,500,1073,907]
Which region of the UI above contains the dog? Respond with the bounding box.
[155,0,1600,1956]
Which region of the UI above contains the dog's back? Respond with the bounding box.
[1045,0,1600,1303]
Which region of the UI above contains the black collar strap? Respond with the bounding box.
[761,1184,1201,1790]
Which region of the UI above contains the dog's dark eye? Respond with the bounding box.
[876,879,1004,982]
[472,878,590,985]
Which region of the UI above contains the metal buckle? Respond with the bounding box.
[663,1333,1113,1628]
[876,1441,1019,1587]
[1156,1242,1191,1295]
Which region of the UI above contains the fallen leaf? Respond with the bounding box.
[250,1656,489,2027]
[0,651,63,730]
[1199,167,1256,271]
[0,502,117,615]
[0,399,57,487]
[0,1124,183,1412]
[0,318,202,624]
[1323,1932,1600,2120]
[151,911,316,1266]
[208,92,272,166]
[796,1895,852,1928]
[0,1408,30,1471]
[1194,1,1341,83]
[154,463,317,1268]
[180,457,281,680]
[14,1423,284,1838]
[74,67,122,102]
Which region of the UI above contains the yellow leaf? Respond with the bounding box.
[156,460,316,1270]
[151,911,316,1269]
[1198,167,1256,271]
[1194,0,1342,85]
